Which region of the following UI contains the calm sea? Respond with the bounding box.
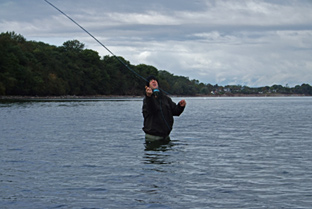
[1,97,312,208]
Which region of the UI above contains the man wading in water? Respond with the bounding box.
[142,75,186,147]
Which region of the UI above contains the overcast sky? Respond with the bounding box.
[1,0,312,87]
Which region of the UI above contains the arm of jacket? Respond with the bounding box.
[167,96,185,116]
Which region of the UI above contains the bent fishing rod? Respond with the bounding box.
[44,0,169,95]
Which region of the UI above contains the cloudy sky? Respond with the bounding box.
[1,0,312,87]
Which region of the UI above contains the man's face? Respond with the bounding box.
[149,79,159,90]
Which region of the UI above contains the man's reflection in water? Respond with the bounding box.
[143,140,175,165]
[144,137,172,151]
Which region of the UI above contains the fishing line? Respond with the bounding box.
[44,0,170,96]
[44,0,148,82]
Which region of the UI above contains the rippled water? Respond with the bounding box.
[1,97,312,208]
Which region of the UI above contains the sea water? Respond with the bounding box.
[1,97,312,208]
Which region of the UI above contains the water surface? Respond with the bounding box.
[1,97,312,208]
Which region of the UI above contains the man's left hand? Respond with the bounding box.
[179,100,186,107]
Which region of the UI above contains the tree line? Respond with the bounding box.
[1,31,312,96]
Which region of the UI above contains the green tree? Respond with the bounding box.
[1,31,312,97]
[300,83,312,95]
[62,40,85,52]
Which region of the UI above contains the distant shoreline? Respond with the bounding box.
[0,95,144,100]
[0,93,309,100]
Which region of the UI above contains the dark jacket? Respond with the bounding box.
[142,92,185,137]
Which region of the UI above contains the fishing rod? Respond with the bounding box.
[44,0,169,95]
[44,0,147,82]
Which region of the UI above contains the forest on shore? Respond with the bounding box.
[1,31,312,97]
